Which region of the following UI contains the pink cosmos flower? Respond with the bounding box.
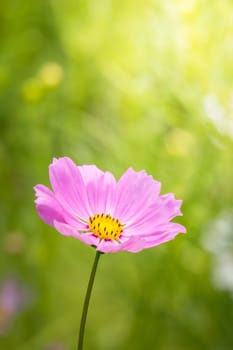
[34,157,186,253]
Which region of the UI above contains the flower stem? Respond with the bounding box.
[77,250,102,350]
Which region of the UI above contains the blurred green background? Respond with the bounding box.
[1,1,233,349]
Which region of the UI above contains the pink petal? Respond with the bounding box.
[126,222,186,252]
[78,165,117,215]
[112,168,161,223]
[139,222,186,240]
[78,165,104,186]
[54,221,99,246]
[96,236,156,253]
[98,223,185,253]
[141,232,182,249]
[160,193,183,219]
[123,195,184,236]
[49,157,91,219]
[96,236,137,253]
[34,184,65,226]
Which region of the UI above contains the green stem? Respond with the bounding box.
[77,250,102,350]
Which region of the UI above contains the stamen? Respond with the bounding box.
[78,216,89,224]
[88,213,124,241]
[79,229,91,234]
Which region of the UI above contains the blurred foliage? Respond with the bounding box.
[1,0,233,349]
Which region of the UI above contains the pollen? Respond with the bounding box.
[88,213,123,241]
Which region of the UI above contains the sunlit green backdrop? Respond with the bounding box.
[1,1,233,349]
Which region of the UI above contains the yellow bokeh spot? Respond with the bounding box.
[39,62,63,87]
[165,128,194,156]
[177,0,197,15]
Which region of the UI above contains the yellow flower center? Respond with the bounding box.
[88,213,123,240]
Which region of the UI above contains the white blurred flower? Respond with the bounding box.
[202,210,233,295]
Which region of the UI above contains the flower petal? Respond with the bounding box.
[54,220,99,246]
[128,222,186,252]
[34,184,65,226]
[96,236,137,253]
[49,157,91,219]
[96,235,157,253]
[98,223,185,253]
[123,194,184,236]
[78,165,117,215]
[112,168,161,223]
[160,193,183,220]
